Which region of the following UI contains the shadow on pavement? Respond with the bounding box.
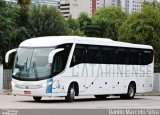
[18,97,143,103]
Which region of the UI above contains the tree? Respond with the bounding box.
[86,7,128,40]
[0,0,29,64]
[77,12,91,36]
[118,5,160,72]
[26,5,67,37]
[0,0,17,64]
[66,16,84,36]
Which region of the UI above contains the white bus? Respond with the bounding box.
[5,36,154,102]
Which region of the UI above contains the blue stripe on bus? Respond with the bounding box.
[46,78,53,93]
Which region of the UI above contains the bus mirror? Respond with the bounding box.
[48,48,64,64]
[5,48,17,64]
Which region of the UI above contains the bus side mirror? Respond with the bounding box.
[48,48,64,64]
[5,48,17,64]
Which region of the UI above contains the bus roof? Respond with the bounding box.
[19,36,153,49]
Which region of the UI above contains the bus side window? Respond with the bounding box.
[70,45,86,67]
[87,46,101,63]
[129,49,139,65]
[102,47,114,64]
[116,48,128,64]
[52,51,65,75]
[140,50,153,65]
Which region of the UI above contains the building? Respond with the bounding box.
[31,0,60,8]
[104,0,121,7]
[60,0,93,19]
[121,0,154,14]
[6,0,60,8]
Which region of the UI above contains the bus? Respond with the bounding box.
[5,36,154,102]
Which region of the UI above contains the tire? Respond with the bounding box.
[65,85,76,102]
[120,83,136,99]
[94,95,107,100]
[33,96,42,102]
[127,83,136,99]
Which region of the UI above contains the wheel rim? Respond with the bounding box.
[129,86,134,97]
[70,88,75,99]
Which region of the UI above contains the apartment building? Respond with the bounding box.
[31,0,60,7]
[60,0,95,19]
[121,0,154,13]
[104,0,121,7]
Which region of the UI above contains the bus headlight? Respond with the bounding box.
[41,83,47,87]
[11,81,16,87]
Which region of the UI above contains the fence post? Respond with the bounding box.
[3,69,12,94]
[0,65,3,94]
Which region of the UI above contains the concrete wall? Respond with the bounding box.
[0,65,3,94]
[153,73,160,93]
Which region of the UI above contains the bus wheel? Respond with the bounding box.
[65,85,75,102]
[94,95,107,100]
[120,83,136,99]
[33,96,42,102]
[127,83,136,99]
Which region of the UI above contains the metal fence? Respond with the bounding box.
[3,69,12,92]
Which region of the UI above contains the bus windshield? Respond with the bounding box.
[13,47,54,81]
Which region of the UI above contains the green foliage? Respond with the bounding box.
[118,4,160,72]
[77,7,127,40]
[26,5,67,37]
[66,16,84,36]
[18,0,31,6]
[88,7,128,40]
[77,12,91,36]
[0,0,30,64]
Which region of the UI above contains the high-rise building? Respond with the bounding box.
[121,0,154,14]
[5,0,60,8]
[60,0,96,19]
[104,0,121,7]
[31,0,60,8]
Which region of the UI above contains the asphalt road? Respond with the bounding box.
[0,95,160,109]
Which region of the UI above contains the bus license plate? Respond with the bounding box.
[24,91,31,94]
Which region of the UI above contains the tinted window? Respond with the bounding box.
[116,48,128,64]
[102,48,114,64]
[52,44,72,75]
[70,44,153,66]
[140,50,153,65]
[87,46,101,63]
[129,49,140,65]
[52,51,65,74]
[70,45,86,67]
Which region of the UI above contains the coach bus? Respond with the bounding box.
[5,36,154,102]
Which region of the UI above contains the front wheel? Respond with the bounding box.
[33,96,42,102]
[65,85,76,102]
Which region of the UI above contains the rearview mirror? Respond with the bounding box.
[5,48,17,64]
[48,48,64,64]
